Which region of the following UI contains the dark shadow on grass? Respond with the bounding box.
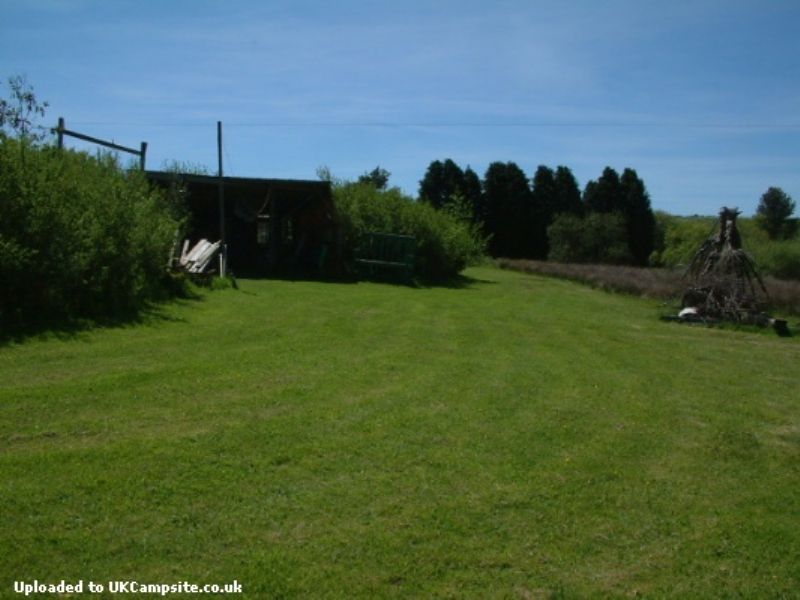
[416,272,498,289]
[324,270,497,289]
[0,292,204,348]
[247,272,359,286]
[236,269,497,290]
[230,260,499,290]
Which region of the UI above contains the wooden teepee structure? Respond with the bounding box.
[682,207,768,322]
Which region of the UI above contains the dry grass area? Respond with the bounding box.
[497,258,800,316]
[764,277,800,316]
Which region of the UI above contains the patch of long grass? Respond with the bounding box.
[497,258,800,316]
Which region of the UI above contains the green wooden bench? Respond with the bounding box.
[354,232,416,281]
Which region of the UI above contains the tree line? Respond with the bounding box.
[417,159,656,266]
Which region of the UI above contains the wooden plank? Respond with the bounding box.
[185,239,211,263]
[58,127,142,155]
[179,239,191,266]
[190,241,221,273]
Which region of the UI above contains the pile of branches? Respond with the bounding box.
[682,207,768,323]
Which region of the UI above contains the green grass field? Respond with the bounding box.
[2,266,799,598]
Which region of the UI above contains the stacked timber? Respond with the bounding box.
[175,239,221,274]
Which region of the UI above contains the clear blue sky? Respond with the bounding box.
[2,0,798,215]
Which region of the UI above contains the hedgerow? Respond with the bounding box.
[0,138,182,329]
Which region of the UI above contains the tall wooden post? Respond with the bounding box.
[139,141,147,170]
[217,121,226,277]
[57,117,64,149]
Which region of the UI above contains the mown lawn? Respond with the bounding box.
[1,266,799,598]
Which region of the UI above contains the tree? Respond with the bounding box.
[419,160,444,205]
[482,161,531,257]
[756,187,795,240]
[358,165,391,190]
[547,212,632,265]
[419,159,466,209]
[619,168,656,265]
[553,166,582,217]
[462,166,483,223]
[582,166,656,266]
[530,165,557,259]
[583,166,621,213]
[0,75,48,141]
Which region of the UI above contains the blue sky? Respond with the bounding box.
[2,0,798,215]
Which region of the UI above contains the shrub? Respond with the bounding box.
[0,138,182,328]
[333,182,485,281]
[547,212,632,265]
[654,214,800,280]
[751,242,800,280]
[649,214,715,268]
[756,187,795,240]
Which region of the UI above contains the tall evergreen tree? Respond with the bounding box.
[583,166,621,213]
[553,166,582,216]
[419,158,466,209]
[619,168,656,265]
[463,166,483,223]
[419,160,444,206]
[530,165,557,259]
[582,180,597,213]
[481,162,504,254]
[482,162,532,257]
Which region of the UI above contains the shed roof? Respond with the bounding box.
[145,170,331,193]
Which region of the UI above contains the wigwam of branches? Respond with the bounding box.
[682,207,768,322]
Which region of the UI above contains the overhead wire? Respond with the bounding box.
[63,120,800,130]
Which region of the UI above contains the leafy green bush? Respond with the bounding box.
[333,182,485,281]
[653,213,800,280]
[649,214,715,268]
[749,235,800,280]
[547,212,632,265]
[0,138,182,328]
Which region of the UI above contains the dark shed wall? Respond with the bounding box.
[146,171,341,276]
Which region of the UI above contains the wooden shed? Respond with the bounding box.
[147,171,342,277]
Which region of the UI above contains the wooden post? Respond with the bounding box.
[217,121,226,277]
[57,117,64,149]
[139,141,147,170]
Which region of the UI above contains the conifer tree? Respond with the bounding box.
[482,162,532,257]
